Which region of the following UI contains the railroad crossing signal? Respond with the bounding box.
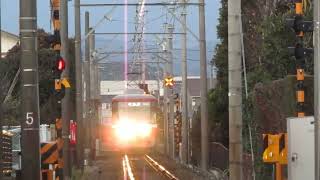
[50,0,61,51]
[164,76,174,88]
[279,133,288,165]
[286,15,313,36]
[174,111,182,155]
[52,56,65,79]
[286,0,313,117]
[262,134,280,163]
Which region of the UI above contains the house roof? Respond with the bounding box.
[1,30,19,40]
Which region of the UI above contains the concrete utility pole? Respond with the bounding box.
[181,0,188,164]
[167,24,175,159]
[228,0,243,178]
[199,0,209,170]
[60,0,71,178]
[74,0,84,168]
[20,0,41,179]
[314,0,320,178]
[89,28,95,159]
[84,11,91,164]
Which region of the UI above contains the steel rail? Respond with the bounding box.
[80,3,201,7]
[144,155,179,180]
[123,155,135,180]
[94,32,185,35]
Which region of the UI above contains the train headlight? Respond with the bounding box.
[114,123,135,141]
[112,120,153,141]
[136,124,152,138]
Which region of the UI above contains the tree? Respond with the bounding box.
[0,29,76,125]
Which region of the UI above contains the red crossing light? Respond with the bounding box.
[56,57,65,71]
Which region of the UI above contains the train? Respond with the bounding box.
[101,89,158,152]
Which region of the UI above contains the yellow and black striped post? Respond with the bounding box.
[41,142,58,165]
[295,0,305,118]
[41,141,59,180]
[286,1,313,117]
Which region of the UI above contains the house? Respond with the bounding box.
[1,30,19,58]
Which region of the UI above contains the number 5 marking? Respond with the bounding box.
[26,112,34,125]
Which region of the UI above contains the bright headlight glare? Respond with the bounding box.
[112,120,152,140]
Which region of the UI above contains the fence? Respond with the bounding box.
[209,142,254,180]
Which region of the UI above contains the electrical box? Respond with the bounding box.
[287,116,314,180]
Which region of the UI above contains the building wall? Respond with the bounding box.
[1,31,19,57]
[100,80,163,96]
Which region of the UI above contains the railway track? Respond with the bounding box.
[122,154,179,180]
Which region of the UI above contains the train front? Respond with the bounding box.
[110,92,158,151]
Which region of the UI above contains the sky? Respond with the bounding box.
[1,0,221,76]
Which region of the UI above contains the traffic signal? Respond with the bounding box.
[279,133,288,165]
[164,76,174,88]
[262,134,280,163]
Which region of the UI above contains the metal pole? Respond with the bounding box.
[0,2,3,178]
[74,0,84,168]
[84,11,91,164]
[314,0,320,177]
[275,163,282,180]
[61,0,71,178]
[181,0,188,164]
[163,23,169,156]
[199,0,209,170]
[157,57,161,104]
[228,0,243,178]
[167,24,175,159]
[20,0,41,179]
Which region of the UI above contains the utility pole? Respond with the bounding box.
[314,0,320,178]
[167,24,175,159]
[163,23,169,156]
[199,0,209,170]
[157,56,161,103]
[180,0,188,164]
[74,0,84,168]
[89,28,95,160]
[0,2,3,178]
[84,11,91,164]
[20,0,41,179]
[228,0,243,178]
[61,0,71,178]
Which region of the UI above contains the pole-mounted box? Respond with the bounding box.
[287,116,314,180]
